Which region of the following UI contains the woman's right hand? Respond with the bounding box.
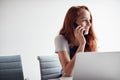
[74,25,86,46]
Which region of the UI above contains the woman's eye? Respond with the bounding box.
[82,20,86,22]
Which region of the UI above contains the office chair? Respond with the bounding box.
[0,55,24,80]
[37,55,62,80]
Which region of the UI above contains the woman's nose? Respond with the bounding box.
[86,21,91,26]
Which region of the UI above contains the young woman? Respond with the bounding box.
[54,5,97,77]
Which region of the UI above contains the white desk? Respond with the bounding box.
[49,77,72,80]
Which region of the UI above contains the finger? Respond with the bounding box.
[81,29,86,34]
[79,27,85,32]
[77,28,85,35]
[78,25,82,28]
[74,27,82,33]
[76,25,81,30]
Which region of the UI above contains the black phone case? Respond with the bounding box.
[73,22,78,29]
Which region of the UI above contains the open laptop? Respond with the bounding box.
[73,52,120,80]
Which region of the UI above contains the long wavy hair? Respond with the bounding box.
[59,6,97,51]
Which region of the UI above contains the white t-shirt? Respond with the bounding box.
[54,35,70,54]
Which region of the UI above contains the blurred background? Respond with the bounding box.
[0,0,120,80]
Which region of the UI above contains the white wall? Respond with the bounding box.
[0,0,120,80]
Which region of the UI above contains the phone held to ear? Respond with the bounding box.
[73,22,86,35]
[73,22,78,29]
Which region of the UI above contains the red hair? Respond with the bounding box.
[59,6,97,51]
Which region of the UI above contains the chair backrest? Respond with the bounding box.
[37,55,62,80]
[0,55,24,80]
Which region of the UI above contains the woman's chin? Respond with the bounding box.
[84,31,88,35]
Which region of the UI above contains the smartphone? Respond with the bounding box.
[73,22,78,29]
[74,22,86,35]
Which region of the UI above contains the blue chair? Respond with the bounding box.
[0,55,24,80]
[37,55,62,80]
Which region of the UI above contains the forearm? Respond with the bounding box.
[62,55,76,76]
[63,45,85,76]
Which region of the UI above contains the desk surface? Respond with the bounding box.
[49,77,72,80]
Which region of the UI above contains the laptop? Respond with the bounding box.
[73,52,120,80]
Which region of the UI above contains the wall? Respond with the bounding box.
[0,0,120,80]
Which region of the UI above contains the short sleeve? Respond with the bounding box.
[54,35,69,53]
